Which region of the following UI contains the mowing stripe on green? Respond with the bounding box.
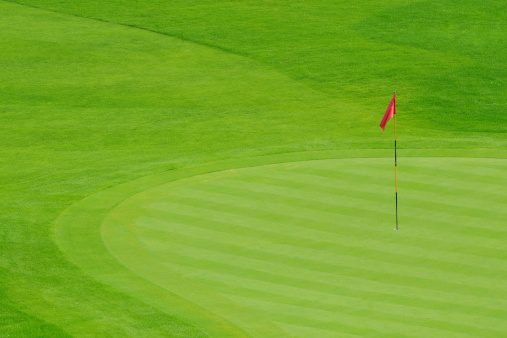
[53,152,507,336]
[82,155,506,336]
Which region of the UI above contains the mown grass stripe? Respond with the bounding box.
[230,169,507,222]
[169,188,400,226]
[217,173,507,235]
[139,206,507,283]
[402,217,507,258]
[370,158,504,180]
[146,198,365,238]
[401,179,507,205]
[225,167,507,207]
[140,214,507,288]
[233,169,507,219]
[183,183,397,221]
[203,175,507,246]
[267,168,507,213]
[146,195,507,265]
[206,176,393,206]
[201,177,507,235]
[149,195,386,233]
[138,226,507,322]
[135,221,507,305]
[148,178,507,260]
[295,157,507,181]
[161,261,507,328]
[208,278,507,336]
[99,157,507,335]
[156,262,490,337]
[169,182,507,242]
[237,168,394,194]
[223,293,495,337]
[203,278,507,334]
[400,159,507,178]
[284,162,507,197]
[273,322,357,338]
[100,210,285,336]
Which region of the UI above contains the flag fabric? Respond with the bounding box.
[379,93,396,131]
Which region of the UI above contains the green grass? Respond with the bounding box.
[55,153,507,336]
[1,0,506,336]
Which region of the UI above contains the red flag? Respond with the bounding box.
[379,93,396,131]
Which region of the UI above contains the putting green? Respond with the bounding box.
[55,151,507,337]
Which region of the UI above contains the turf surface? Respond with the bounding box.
[1,0,506,336]
[56,152,507,336]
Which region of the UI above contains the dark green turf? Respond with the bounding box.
[1,0,506,336]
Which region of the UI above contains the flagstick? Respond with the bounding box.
[394,92,399,230]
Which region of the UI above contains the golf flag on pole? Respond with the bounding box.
[379,93,396,130]
[379,91,399,230]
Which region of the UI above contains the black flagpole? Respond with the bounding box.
[394,92,398,230]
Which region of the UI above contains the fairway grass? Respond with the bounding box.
[56,151,507,336]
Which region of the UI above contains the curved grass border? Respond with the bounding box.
[53,148,506,336]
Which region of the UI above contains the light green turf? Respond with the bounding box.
[55,151,507,336]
